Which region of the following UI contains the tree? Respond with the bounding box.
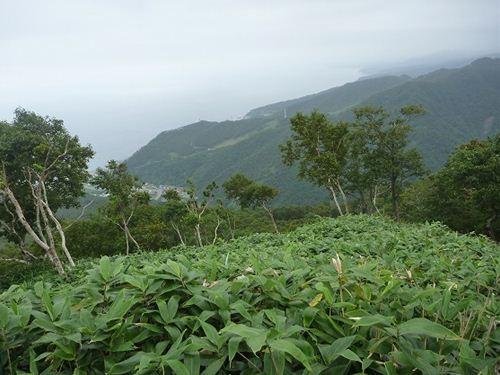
[162,189,189,246]
[440,136,500,240]
[0,108,94,274]
[352,105,426,221]
[280,111,351,216]
[163,180,217,247]
[92,161,149,255]
[402,136,500,240]
[223,174,279,233]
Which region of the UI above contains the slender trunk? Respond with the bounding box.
[372,185,381,215]
[263,204,279,233]
[123,225,130,255]
[46,246,65,275]
[212,216,221,244]
[194,223,203,247]
[328,185,344,216]
[35,203,48,244]
[39,197,65,275]
[121,213,140,254]
[171,223,185,246]
[127,227,141,252]
[40,181,74,266]
[335,181,349,215]
[3,186,65,274]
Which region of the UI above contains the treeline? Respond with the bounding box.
[0,106,498,285]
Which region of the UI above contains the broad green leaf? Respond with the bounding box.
[165,359,190,375]
[339,349,362,363]
[123,274,145,291]
[221,323,267,353]
[269,339,312,371]
[228,336,242,366]
[167,295,179,321]
[397,318,460,340]
[157,300,170,323]
[184,352,200,375]
[303,307,318,328]
[108,352,144,374]
[318,335,356,363]
[200,320,220,349]
[166,259,182,278]
[106,290,135,320]
[201,355,226,375]
[99,256,111,281]
[264,350,285,375]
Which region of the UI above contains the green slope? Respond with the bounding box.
[351,57,500,170]
[127,58,500,204]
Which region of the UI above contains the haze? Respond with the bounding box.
[0,0,498,168]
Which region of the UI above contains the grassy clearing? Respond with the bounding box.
[0,215,498,374]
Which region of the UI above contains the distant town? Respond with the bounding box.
[84,182,187,201]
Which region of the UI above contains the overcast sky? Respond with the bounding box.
[1,0,498,167]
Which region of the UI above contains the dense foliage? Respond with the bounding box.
[401,134,500,239]
[0,108,94,273]
[1,216,498,374]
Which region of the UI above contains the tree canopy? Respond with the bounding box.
[402,134,500,240]
[0,108,94,273]
[280,111,351,215]
[93,160,149,254]
[223,173,279,232]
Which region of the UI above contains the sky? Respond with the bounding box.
[0,0,499,168]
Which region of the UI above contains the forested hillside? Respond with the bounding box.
[127,57,500,204]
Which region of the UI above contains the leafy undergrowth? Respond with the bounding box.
[0,215,498,374]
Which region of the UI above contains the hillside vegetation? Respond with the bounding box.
[126,58,500,204]
[1,215,498,374]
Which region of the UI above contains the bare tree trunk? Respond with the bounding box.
[120,213,140,254]
[171,223,185,246]
[336,180,350,214]
[126,227,141,252]
[372,185,381,215]
[2,185,65,274]
[263,204,279,233]
[212,216,221,244]
[40,180,75,266]
[328,185,344,216]
[194,223,203,247]
[123,225,130,255]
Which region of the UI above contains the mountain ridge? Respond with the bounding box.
[127,57,500,204]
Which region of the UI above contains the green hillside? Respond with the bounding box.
[351,57,500,170]
[127,58,500,204]
[1,216,498,373]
